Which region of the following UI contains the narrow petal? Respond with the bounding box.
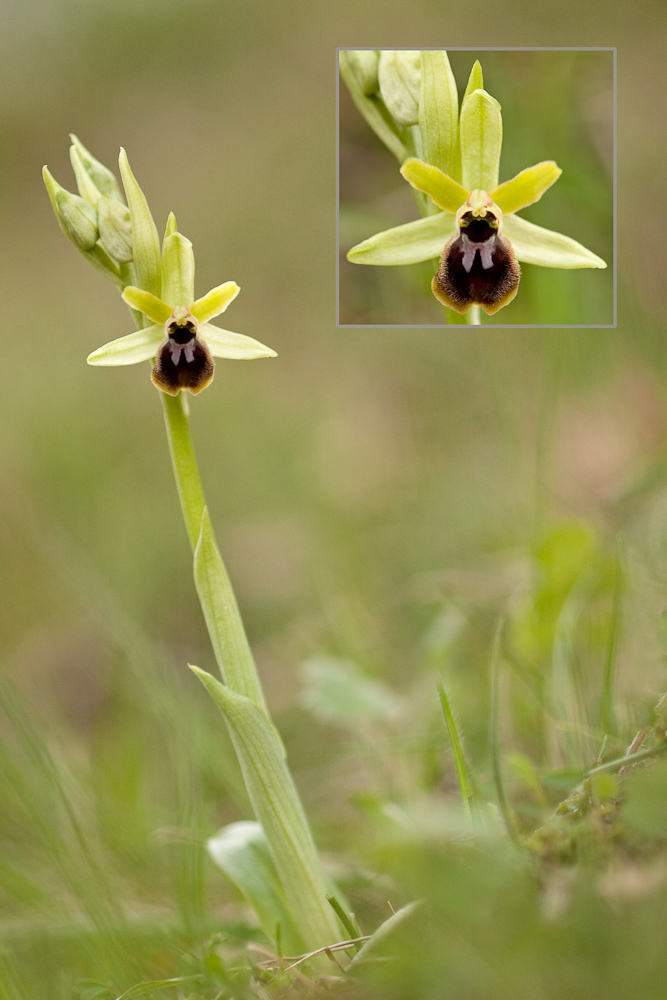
[119,148,161,297]
[122,286,172,323]
[400,158,468,213]
[503,214,607,268]
[348,212,456,266]
[200,323,277,359]
[492,161,562,215]
[162,232,195,307]
[87,325,164,366]
[419,50,458,178]
[191,281,241,322]
[460,89,503,193]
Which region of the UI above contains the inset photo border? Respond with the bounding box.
[337,48,615,328]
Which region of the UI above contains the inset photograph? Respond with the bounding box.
[338,48,614,327]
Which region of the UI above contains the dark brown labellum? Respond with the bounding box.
[432,217,520,315]
[151,321,214,395]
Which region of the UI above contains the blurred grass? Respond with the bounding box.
[1,0,667,997]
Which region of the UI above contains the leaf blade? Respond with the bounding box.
[207,820,305,954]
[189,666,340,951]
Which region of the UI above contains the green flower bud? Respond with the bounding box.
[346,50,379,95]
[69,134,123,202]
[54,187,99,250]
[379,50,421,126]
[97,194,133,263]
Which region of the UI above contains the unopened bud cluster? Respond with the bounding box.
[341,49,423,138]
[43,135,133,282]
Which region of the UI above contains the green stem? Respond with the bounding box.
[160,388,339,952]
[161,392,206,552]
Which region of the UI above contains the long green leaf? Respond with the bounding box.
[346,902,420,970]
[207,820,305,954]
[113,976,202,1000]
[489,620,520,845]
[438,684,474,807]
[190,666,339,951]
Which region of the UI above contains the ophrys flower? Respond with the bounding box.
[87,242,276,395]
[344,52,608,318]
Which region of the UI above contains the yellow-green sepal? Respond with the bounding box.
[502,213,607,268]
[460,88,503,193]
[161,232,195,307]
[453,59,484,182]
[70,134,123,202]
[348,211,456,266]
[339,51,407,163]
[87,325,164,366]
[418,50,458,178]
[164,211,178,240]
[122,286,172,323]
[400,157,468,213]
[191,282,240,322]
[462,60,484,103]
[492,161,562,215]
[200,323,277,359]
[119,148,161,297]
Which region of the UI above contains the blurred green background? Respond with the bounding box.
[2,0,667,997]
[339,49,614,326]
